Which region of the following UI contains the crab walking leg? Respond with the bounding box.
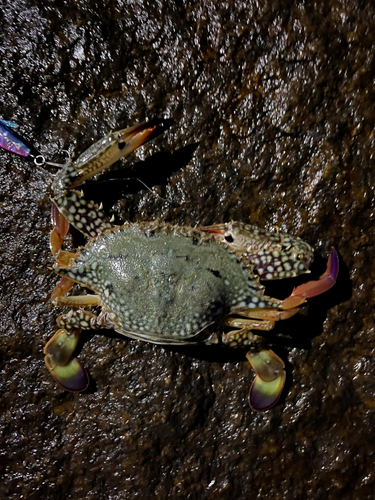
[50,203,71,256]
[232,306,301,322]
[44,304,117,391]
[52,294,101,308]
[222,318,276,347]
[50,276,75,302]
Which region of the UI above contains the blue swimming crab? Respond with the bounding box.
[44,120,338,411]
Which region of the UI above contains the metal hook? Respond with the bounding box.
[31,149,71,168]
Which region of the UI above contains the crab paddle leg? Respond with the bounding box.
[45,304,117,391]
[44,328,87,391]
[246,350,286,411]
[44,306,100,392]
[223,324,286,410]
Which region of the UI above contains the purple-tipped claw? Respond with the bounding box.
[249,371,286,411]
[321,247,339,283]
[45,354,89,392]
[292,247,339,299]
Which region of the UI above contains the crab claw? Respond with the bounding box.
[115,118,173,151]
[44,329,89,391]
[71,118,174,187]
[280,247,339,310]
[107,119,164,159]
[246,349,286,411]
[291,247,339,299]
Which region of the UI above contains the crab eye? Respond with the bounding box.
[224,233,234,243]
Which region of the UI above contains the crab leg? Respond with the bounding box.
[246,350,286,411]
[69,119,170,188]
[232,306,300,322]
[50,276,75,302]
[53,294,101,308]
[44,328,87,391]
[44,306,116,392]
[199,222,314,280]
[222,318,287,410]
[280,247,339,309]
[202,223,339,302]
[50,191,114,254]
[291,246,338,298]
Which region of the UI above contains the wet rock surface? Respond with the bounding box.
[1,0,374,498]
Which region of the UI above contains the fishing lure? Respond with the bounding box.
[0,119,31,157]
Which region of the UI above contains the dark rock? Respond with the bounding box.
[1,1,374,498]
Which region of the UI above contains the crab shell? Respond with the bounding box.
[53,222,281,344]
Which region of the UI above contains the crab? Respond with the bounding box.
[43,121,338,411]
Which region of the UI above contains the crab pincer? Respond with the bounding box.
[50,118,172,255]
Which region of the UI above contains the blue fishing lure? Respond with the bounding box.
[0,119,31,157]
